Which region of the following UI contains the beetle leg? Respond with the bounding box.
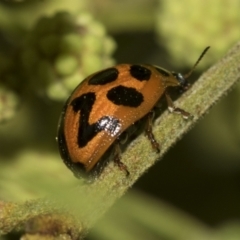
[165,91,191,119]
[118,131,128,145]
[113,143,130,176]
[145,111,160,153]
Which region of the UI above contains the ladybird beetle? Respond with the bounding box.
[57,47,210,179]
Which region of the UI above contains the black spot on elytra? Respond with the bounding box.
[107,85,143,107]
[71,92,96,147]
[71,92,121,147]
[57,103,86,178]
[155,67,170,77]
[58,129,86,178]
[130,65,151,81]
[88,68,119,85]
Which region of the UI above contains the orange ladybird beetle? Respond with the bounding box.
[57,47,210,179]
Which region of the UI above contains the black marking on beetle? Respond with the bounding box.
[107,85,144,107]
[155,67,170,77]
[71,92,121,147]
[88,68,119,85]
[58,130,86,178]
[130,65,151,81]
[57,103,86,178]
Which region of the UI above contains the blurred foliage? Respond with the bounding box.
[21,11,115,100]
[0,0,240,239]
[156,0,240,67]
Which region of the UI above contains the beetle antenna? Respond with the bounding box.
[184,46,210,79]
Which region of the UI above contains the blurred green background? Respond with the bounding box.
[0,0,240,239]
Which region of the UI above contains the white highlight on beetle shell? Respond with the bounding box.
[98,116,122,137]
